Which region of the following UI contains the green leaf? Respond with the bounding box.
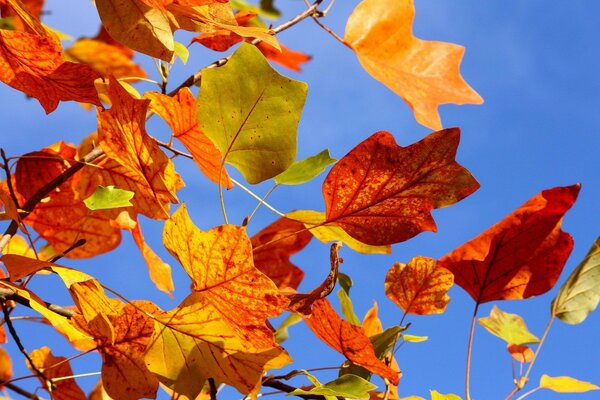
[173,41,189,65]
[229,0,280,19]
[274,150,337,185]
[338,289,360,326]
[274,313,302,343]
[403,334,428,343]
[338,272,353,294]
[478,305,539,345]
[540,375,599,393]
[289,374,377,400]
[83,186,134,211]
[198,43,307,184]
[430,390,462,400]
[552,237,600,324]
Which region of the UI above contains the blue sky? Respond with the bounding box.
[2,1,600,399]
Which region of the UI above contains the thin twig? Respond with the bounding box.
[230,178,286,217]
[208,378,218,400]
[0,381,41,399]
[247,184,278,224]
[1,148,21,209]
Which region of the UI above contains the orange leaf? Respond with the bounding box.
[385,256,453,315]
[251,216,312,290]
[0,30,101,113]
[362,301,383,337]
[14,144,121,258]
[344,0,483,130]
[29,347,86,400]
[145,88,232,188]
[163,204,288,339]
[130,220,174,295]
[0,0,44,33]
[0,253,52,281]
[0,346,12,384]
[507,344,534,364]
[256,42,311,72]
[323,128,479,246]
[303,298,400,385]
[438,185,580,304]
[95,77,181,219]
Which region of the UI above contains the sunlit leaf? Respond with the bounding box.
[290,374,377,400]
[478,305,539,345]
[130,220,174,295]
[198,43,307,184]
[173,41,189,64]
[344,0,482,130]
[539,375,599,393]
[274,313,302,343]
[338,288,360,326]
[0,346,12,384]
[385,256,453,315]
[439,185,580,304]
[552,236,600,324]
[274,149,336,185]
[84,185,134,211]
[403,334,428,343]
[322,129,479,246]
[29,347,86,400]
[507,344,533,363]
[430,390,462,400]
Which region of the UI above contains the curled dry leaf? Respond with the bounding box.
[385,256,453,315]
[438,185,580,304]
[323,128,479,246]
[303,298,400,386]
[344,0,482,130]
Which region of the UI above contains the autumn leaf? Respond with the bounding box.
[438,185,580,304]
[145,88,232,189]
[344,0,482,130]
[507,344,534,364]
[552,236,600,324]
[163,204,288,338]
[83,185,134,211]
[539,375,599,393]
[0,29,101,113]
[322,128,479,246]
[289,374,377,400]
[1,253,53,281]
[303,298,400,386]
[94,77,181,219]
[28,347,86,400]
[1,234,35,258]
[385,256,453,315]
[251,216,312,289]
[14,144,121,258]
[0,346,11,384]
[256,42,311,72]
[0,0,45,33]
[197,42,307,184]
[146,292,291,398]
[478,305,539,345]
[274,149,336,186]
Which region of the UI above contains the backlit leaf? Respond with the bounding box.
[430,391,462,400]
[274,312,302,343]
[539,375,599,393]
[552,237,600,324]
[403,335,428,343]
[478,305,539,345]
[287,210,390,254]
[323,129,479,246]
[385,256,453,315]
[130,220,174,295]
[251,216,312,290]
[83,185,134,211]
[0,346,11,384]
[344,0,482,130]
[0,30,101,112]
[197,42,307,184]
[274,149,336,185]
[338,288,360,326]
[145,88,232,188]
[29,347,86,400]
[303,298,400,385]
[290,374,377,400]
[438,185,580,304]
[507,344,533,363]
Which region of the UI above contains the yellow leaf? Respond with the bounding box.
[540,374,599,393]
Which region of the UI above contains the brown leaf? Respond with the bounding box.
[438,185,580,304]
[323,129,479,245]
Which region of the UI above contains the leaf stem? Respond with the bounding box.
[230,178,286,218]
[246,184,278,224]
[465,302,480,400]
[515,387,540,400]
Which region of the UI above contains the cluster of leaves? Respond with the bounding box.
[0,0,598,399]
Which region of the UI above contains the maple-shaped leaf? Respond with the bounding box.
[478,305,539,345]
[145,88,232,189]
[251,216,312,290]
[28,347,86,400]
[438,185,580,304]
[322,128,479,246]
[198,42,307,184]
[0,29,101,113]
[94,77,181,219]
[146,292,290,398]
[303,298,400,385]
[14,143,121,258]
[163,204,288,336]
[385,256,453,315]
[344,0,483,130]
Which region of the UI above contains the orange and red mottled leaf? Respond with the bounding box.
[323,129,479,246]
[145,88,232,188]
[438,185,580,304]
[303,298,400,385]
[0,30,101,113]
[507,344,534,364]
[385,256,453,315]
[29,347,86,400]
[251,216,312,290]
